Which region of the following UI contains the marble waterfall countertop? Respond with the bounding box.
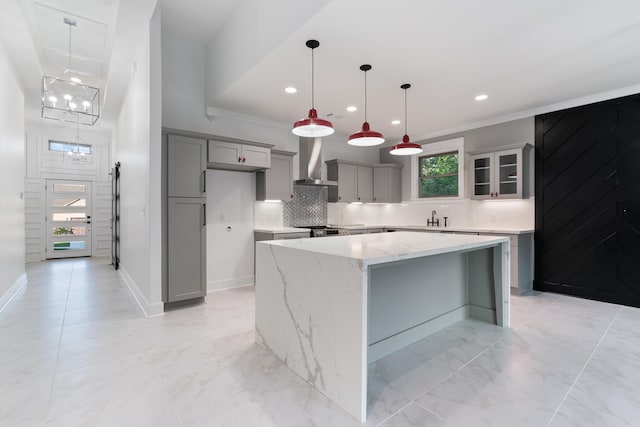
[260,231,510,266]
[255,230,511,422]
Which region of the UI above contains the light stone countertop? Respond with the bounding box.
[387,225,534,234]
[257,231,509,266]
[253,227,311,233]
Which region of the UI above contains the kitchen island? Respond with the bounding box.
[255,231,510,422]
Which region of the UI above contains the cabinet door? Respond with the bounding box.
[263,153,293,200]
[470,153,494,199]
[168,135,206,197]
[167,198,206,302]
[209,140,242,165]
[338,163,358,202]
[242,145,271,168]
[494,148,522,199]
[356,166,373,202]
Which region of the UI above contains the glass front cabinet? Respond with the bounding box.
[469,144,532,200]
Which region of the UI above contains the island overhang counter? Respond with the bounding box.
[255,231,510,422]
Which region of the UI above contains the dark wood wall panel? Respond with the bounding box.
[535,93,640,307]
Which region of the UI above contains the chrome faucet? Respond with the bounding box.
[427,210,439,227]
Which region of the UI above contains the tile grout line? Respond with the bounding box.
[44,259,76,422]
[407,333,506,424]
[407,297,562,423]
[545,306,622,426]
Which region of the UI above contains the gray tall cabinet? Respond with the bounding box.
[165,134,207,303]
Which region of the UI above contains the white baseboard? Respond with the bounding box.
[0,273,27,313]
[207,275,254,293]
[119,266,164,317]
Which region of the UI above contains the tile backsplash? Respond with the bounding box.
[283,185,328,226]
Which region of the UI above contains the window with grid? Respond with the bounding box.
[418,151,459,198]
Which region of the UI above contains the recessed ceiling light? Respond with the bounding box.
[70,77,82,84]
[284,87,297,94]
[475,94,488,101]
[346,106,357,112]
[391,120,401,125]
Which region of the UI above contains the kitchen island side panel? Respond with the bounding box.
[254,242,368,422]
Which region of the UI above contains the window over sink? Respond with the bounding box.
[410,137,464,200]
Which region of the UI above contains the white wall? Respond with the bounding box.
[0,46,26,306]
[114,3,163,316]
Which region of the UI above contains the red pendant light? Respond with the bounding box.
[389,84,423,156]
[348,64,384,146]
[292,40,334,137]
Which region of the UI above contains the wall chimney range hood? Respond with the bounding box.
[294,137,338,187]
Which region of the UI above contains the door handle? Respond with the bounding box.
[202,204,206,226]
[201,170,206,193]
[623,206,630,214]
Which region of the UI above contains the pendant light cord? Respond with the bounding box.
[310,47,315,109]
[404,87,408,135]
[67,22,72,71]
[364,70,368,121]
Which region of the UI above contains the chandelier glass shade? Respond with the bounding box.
[41,76,100,125]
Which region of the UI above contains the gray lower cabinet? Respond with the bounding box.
[167,197,207,302]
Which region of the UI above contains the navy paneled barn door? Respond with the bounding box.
[535,94,640,307]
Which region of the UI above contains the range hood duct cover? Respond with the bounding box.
[294,137,337,186]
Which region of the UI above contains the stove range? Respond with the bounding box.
[296,225,344,237]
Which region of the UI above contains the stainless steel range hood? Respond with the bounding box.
[294,137,338,187]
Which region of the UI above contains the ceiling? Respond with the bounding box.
[3,0,640,142]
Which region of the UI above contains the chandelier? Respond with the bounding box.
[41,17,100,125]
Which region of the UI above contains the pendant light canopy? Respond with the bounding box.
[348,64,384,146]
[390,84,422,156]
[292,40,334,137]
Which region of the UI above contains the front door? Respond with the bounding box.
[46,179,92,259]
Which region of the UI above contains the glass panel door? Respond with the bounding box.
[46,179,92,258]
[496,150,521,198]
[472,155,493,197]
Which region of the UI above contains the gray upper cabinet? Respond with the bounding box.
[469,143,532,200]
[326,160,373,202]
[372,164,402,203]
[208,140,271,171]
[256,150,295,201]
[327,159,401,203]
[356,165,373,202]
[166,197,206,302]
[168,135,206,198]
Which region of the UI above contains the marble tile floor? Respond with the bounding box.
[1,257,639,426]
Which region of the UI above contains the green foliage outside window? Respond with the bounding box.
[419,151,458,198]
[53,227,74,235]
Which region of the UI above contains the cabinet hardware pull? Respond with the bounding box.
[242,157,246,162]
[238,157,242,162]
[203,204,206,226]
